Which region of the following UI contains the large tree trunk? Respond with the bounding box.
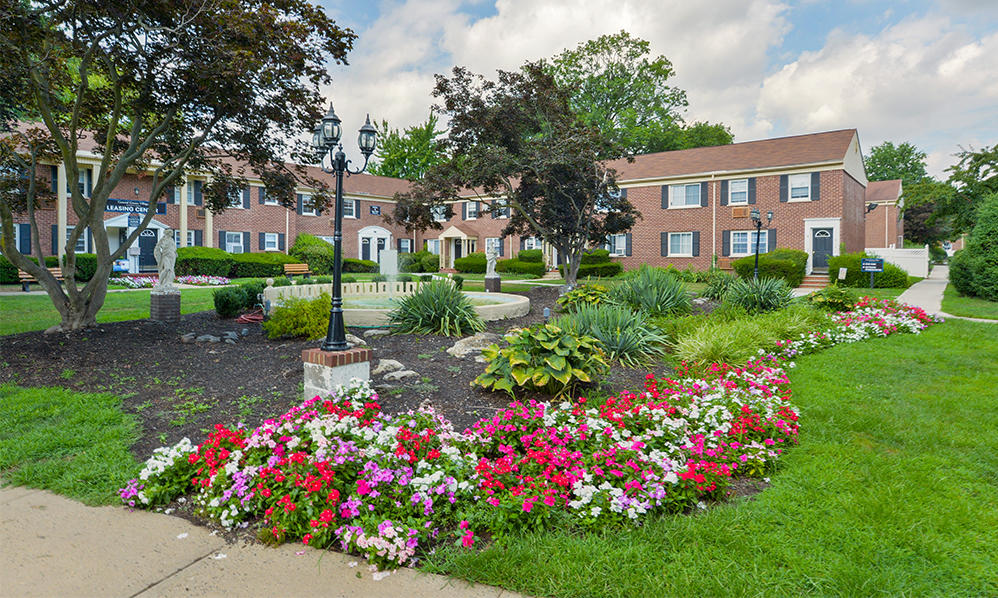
[557,243,583,289]
[36,260,113,332]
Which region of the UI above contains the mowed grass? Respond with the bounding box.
[942,283,998,320]
[0,384,141,505]
[427,320,998,597]
[0,287,216,335]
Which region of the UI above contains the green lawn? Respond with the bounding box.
[0,384,142,505]
[427,320,998,597]
[0,288,216,335]
[942,283,998,320]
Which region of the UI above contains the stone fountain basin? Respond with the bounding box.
[341,291,529,327]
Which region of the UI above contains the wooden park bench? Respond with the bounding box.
[19,267,65,292]
[283,263,312,279]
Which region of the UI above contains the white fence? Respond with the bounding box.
[866,246,930,278]
[261,280,431,311]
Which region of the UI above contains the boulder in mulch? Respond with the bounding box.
[384,369,419,382]
[363,329,391,338]
[372,359,405,376]
[446,332,502,360]
[345,333,367,346]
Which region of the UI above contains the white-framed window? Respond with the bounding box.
[65,226,89,253]
[669,232,694,257]
[164,185,181,204]
[69,168,92,197]
[431,204,448,222]
[263,187,279,206]
[398,238,412,253]
[228,189,244,209]
[426,239,441,255]
[729,179,748,205]
[301,193,316,216]
[186,181,197,205]
[342,198,356,218]
[669,183,701,208]
[492,199,510,219]
[225,231,244,254]
[789,174,811,201]
[605,233,627,256]
[264,232,279,251]
[466,201,478,219]
[174,230,195,247]
[731,230,768,256]
[523,237,542,250]
[485,237,502,256]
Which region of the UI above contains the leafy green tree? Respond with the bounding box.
[942,144,998,235]
[0,0,351,330]
[368,114,446,181]
[865,141,928,184]
[898,182,954,246]
[387,63,639,287]
[545,31,732,155]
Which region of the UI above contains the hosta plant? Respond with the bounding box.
[387,281,484,336]
[556,284,613,312]
[474,323,609,397]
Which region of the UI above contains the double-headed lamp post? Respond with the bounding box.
[750,208,774,281]
[311,103,377,352]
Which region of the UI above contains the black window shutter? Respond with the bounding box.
[475,201,480,216]
[194,180,203,206]
[50,165,58,193]
[520,237,526,250]
[462,202,467,220]
[258,232,265,251]
[156,202,166,214]
[397,238,403,251]
[504,204,510,218]
[693,231,700,257]
[748,178,757,204]
[194,230,203,246]
[278,233,285,251]
[18,224,31,254]
[625,233,632,256]
[811,172,821,201]
[218,230,226,250]
[779,175,788,203]
[720,180,728,206]
[296,193,303,215]
[165,186,175,204]
[722,230,731,256]
[242,188,250,209]
[700,182,708,207]
[660,232,668,257]
[661,185,669,209]
[87,228,92,252]
[51,225,57,254]
[498,239,504,256]
[258,187,266,204]
[768,229,777,252]
[242,232,250,253]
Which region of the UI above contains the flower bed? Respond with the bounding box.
[121,297,940,570]
[111,275,230,288]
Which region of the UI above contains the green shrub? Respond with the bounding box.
[553,304,668,367]
[724,277,793,314]
[262,292,331,340]
[581,248,611,264]
[213,286,248,318]
[518,248,543,263]
[454,251,487,273]
[556,284,612,312]
[421,252,439,273]
[577,262,622,278]
[230,252,298,278]
[177,247,234,277]
[400,251,430,273]
[291,246,335,274]
[498,258,545,277]
[239,280,266,309]
[474,323,609,397]
[343,258,378,273]
[806,284,857,312]
[396,274,412,283]
[610,265,690,317]
[948,193,998,301]
[371,273,387,283]
[387,281,484,336]
[702,271,736,300]
[62,253,97,281]
[827,252,911,288]
[0,255,60,283]
[339,275,353,283]
[732,248,807,287]
[929,244,947,263]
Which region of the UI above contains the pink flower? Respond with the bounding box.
[459,520,469,530]
[522,499,534,513]
[462,532,475,547]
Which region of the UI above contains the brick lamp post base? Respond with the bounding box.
[302,347,372,399]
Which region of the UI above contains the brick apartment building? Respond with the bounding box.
[864,179,904,249]
[7,128,885,277]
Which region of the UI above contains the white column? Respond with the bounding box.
[56,163,68,263]
[205,208,213,247]
[179,182,189,247]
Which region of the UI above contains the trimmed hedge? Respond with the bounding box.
[497,258,545,277]
[455,251,487,273]
[558,261,624,279]
[949,193,998,301]
[289,233,335,274]
[177,246,234,277]
[827,252,911,288]
[518,249,543,263]
[230,252,298,278]
[581,249,611,264]
[1,254,93,283]
[343,258,379,273]
[732,248,807,287]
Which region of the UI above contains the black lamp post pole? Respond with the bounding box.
[753,218,763,281]
[321,147,349,352]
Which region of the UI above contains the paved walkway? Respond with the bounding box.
[898,265,996,323]
[0,283,209,297]
[0,486,519,598]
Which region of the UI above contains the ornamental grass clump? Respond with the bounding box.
[611,264,690,316]
[702,270,736,301]
[387,281,484,336]
[553,304,668,367]
[725,277,793,314]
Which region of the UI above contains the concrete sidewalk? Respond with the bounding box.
[0,486,519,598]
[898,265,996,323]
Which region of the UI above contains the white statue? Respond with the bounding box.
[153,229,177,290]
[485,246,498,277]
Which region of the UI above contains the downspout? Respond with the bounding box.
[286,208,290,254]
[710,172,717,268]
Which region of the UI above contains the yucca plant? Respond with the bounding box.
[724,277,793,314]
[702,270,736,301]
[387,281,484,336]
[610,264,690,317]
[553,304,668,367]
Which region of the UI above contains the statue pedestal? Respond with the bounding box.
[150,289,181,324]
[484,275,501,293]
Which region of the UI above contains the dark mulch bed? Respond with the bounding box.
[0,285,656,460]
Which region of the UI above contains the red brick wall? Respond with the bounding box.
[841,172,866,254]
[865,202,903,248]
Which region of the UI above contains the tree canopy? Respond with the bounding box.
[865,141,929,185]
[0,0,353,329]
[387,62,638,286]
[368,114,446,181]
[545,31,732,155]
[942,144,998,235]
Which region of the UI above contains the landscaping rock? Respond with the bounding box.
[363,329,391,338]
[345,333,367,346]
[196,334,220,343]
[223,331,239,340]
[180,333,197,344]
[372,359,405,376]
[224,339,236,345]
[384,369,419,382]
[446,332,502,359]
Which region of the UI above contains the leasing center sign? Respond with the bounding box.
[106,198,153,213]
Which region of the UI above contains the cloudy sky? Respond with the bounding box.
[316,0,998,178]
